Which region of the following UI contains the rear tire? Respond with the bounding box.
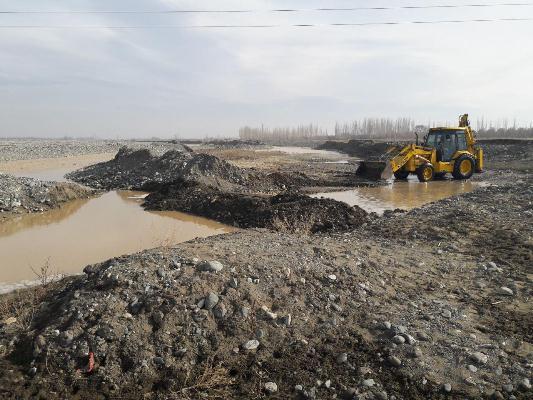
[416,164,434,182]
[452,155,475,180]
[394,170,409,180]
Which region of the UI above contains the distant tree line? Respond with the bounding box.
[238,117,532,143]
[475,118,533,138]
[334,118,417,140]
[239,124,328,142]
[333,117,533,140]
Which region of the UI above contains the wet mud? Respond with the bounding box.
[317,139,395,159]
[144,179,367,233]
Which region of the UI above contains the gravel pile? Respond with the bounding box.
[479,139,533,170]
[67,145,320,195]
[0,236,436,400]
[66,146,249,191]
[144,179,368,233]
[0,139,185,162]
[0,173,94,219]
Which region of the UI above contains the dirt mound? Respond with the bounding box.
[67,146,322,193]
[180,153,249,187]
[0,247,400,399]
[478,138,533,145]
[478,139,533,172]
[0,173,94,220]
[66,146,249,191]
[245,171,316,193]
[317,140,394,159]
[144,179,367,233]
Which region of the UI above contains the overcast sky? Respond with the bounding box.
[1,0,532,138]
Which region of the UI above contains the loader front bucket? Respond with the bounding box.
[356,161,392,180]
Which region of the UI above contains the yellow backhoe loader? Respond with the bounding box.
[356,114,483,182]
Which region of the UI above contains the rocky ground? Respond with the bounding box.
[0,171,530,400]
[478,140,533,173]
[202,139,266,150]
[0,138,531,399]
[0,173,95,221]
[0,139,182,163]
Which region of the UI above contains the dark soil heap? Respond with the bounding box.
[66,146,249,191]
[0,173,94,220]
[478,139,533,172]
[317,140,394,159]
[204,139,265,149]
[144,179,367,233]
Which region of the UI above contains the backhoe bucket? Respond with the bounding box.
[356,161,392,180]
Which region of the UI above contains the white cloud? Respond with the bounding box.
[0,0,532,137]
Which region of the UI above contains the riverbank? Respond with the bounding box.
[0,173,96,222]
[0,138,530,399]
[0,171,530,400]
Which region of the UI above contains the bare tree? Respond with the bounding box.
[239,124,328,143]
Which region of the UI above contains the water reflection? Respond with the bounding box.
[313,178,479,214]
[0,191,235,284]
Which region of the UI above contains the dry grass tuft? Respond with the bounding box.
[0,287,43,331]
[178,357,236,399]
[0,258,61,330]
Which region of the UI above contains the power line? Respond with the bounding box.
[0,18,530,29]
[0,3,532,14]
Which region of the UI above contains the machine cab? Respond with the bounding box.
[424,129,468,162]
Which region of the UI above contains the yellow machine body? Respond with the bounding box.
[388,114,484,182]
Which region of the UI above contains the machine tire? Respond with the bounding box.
[416,164,434,182]
[452,154,475,180]
[394,170,410,180]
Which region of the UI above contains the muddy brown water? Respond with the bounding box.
[0,159,235,291]
[313,177,481,214]
[0,191,235,290]
[1,153,116,182]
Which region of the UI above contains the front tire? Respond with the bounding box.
[416,164,434,182]
[452,155,475,180]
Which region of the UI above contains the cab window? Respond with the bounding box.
[456,132,467,150]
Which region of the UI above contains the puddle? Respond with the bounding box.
[312,177,480,214]
[0,190,235,289]
[323,160,350,164]
[1,153,115,182]
[12,167,76,182]
[263,146,343,157]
